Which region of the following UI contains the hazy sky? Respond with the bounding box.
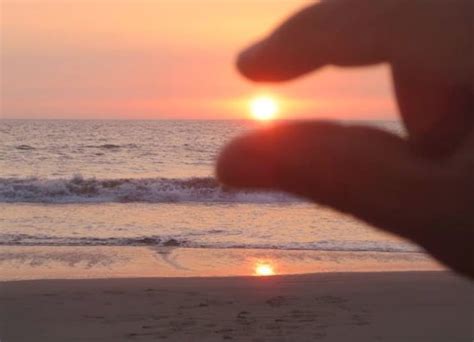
[1,0,397,120]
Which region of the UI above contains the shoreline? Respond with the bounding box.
[1,271,472,341]
[0,245,443,281]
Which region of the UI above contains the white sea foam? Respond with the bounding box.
[0,175,298,204]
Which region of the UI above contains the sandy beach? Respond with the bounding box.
[1,271,472,341]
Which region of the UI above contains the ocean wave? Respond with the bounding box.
[0,175,297,204]
[0,234,421,253]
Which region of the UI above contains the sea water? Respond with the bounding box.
[0,120,441,279]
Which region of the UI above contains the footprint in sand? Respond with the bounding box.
[352,313,370,326]
[83,315,105,319]
[236,311,257,326]
[102,290,125,295]
[266,296,286,307]
[314,295,347,305]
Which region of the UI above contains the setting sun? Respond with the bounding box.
[254,263,275,276]
[250,96,278,121]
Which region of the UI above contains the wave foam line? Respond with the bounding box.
[0,234,422,253]
[0,175,297,204]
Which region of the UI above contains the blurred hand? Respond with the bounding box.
[217,0,473,277]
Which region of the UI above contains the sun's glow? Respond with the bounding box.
[250,96,278,121]
[254,263,275,276]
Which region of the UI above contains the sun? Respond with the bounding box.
[254,262,275,276]
[250,96,278,121]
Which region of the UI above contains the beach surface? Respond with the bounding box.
[1,271,472,341]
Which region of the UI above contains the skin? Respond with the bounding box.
[216,0,473,277]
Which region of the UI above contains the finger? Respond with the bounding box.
[389,0,474,157]
[216,122,449,239]
[216,122,473,276]
[238,0,474,158]
[393,66,474,157]
[237,0,394,82]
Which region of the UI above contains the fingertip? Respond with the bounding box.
[236,39,312,83]
[216,133,275,188]
[236,42,266,81]
[236,39,293,82]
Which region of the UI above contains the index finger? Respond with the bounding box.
[237,0,395,81]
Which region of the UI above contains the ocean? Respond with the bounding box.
[0,120,441,279]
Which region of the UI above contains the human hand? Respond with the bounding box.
[216,0,473,277]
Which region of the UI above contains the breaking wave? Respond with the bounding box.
[0,175,297,204]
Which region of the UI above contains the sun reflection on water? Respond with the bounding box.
[254,262,275,276]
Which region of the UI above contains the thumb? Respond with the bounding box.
[216,122,450,237]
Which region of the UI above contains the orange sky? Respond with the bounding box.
[1,0,397,120]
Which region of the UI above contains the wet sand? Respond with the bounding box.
[0,246,444,281]
[1,271,472,341]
